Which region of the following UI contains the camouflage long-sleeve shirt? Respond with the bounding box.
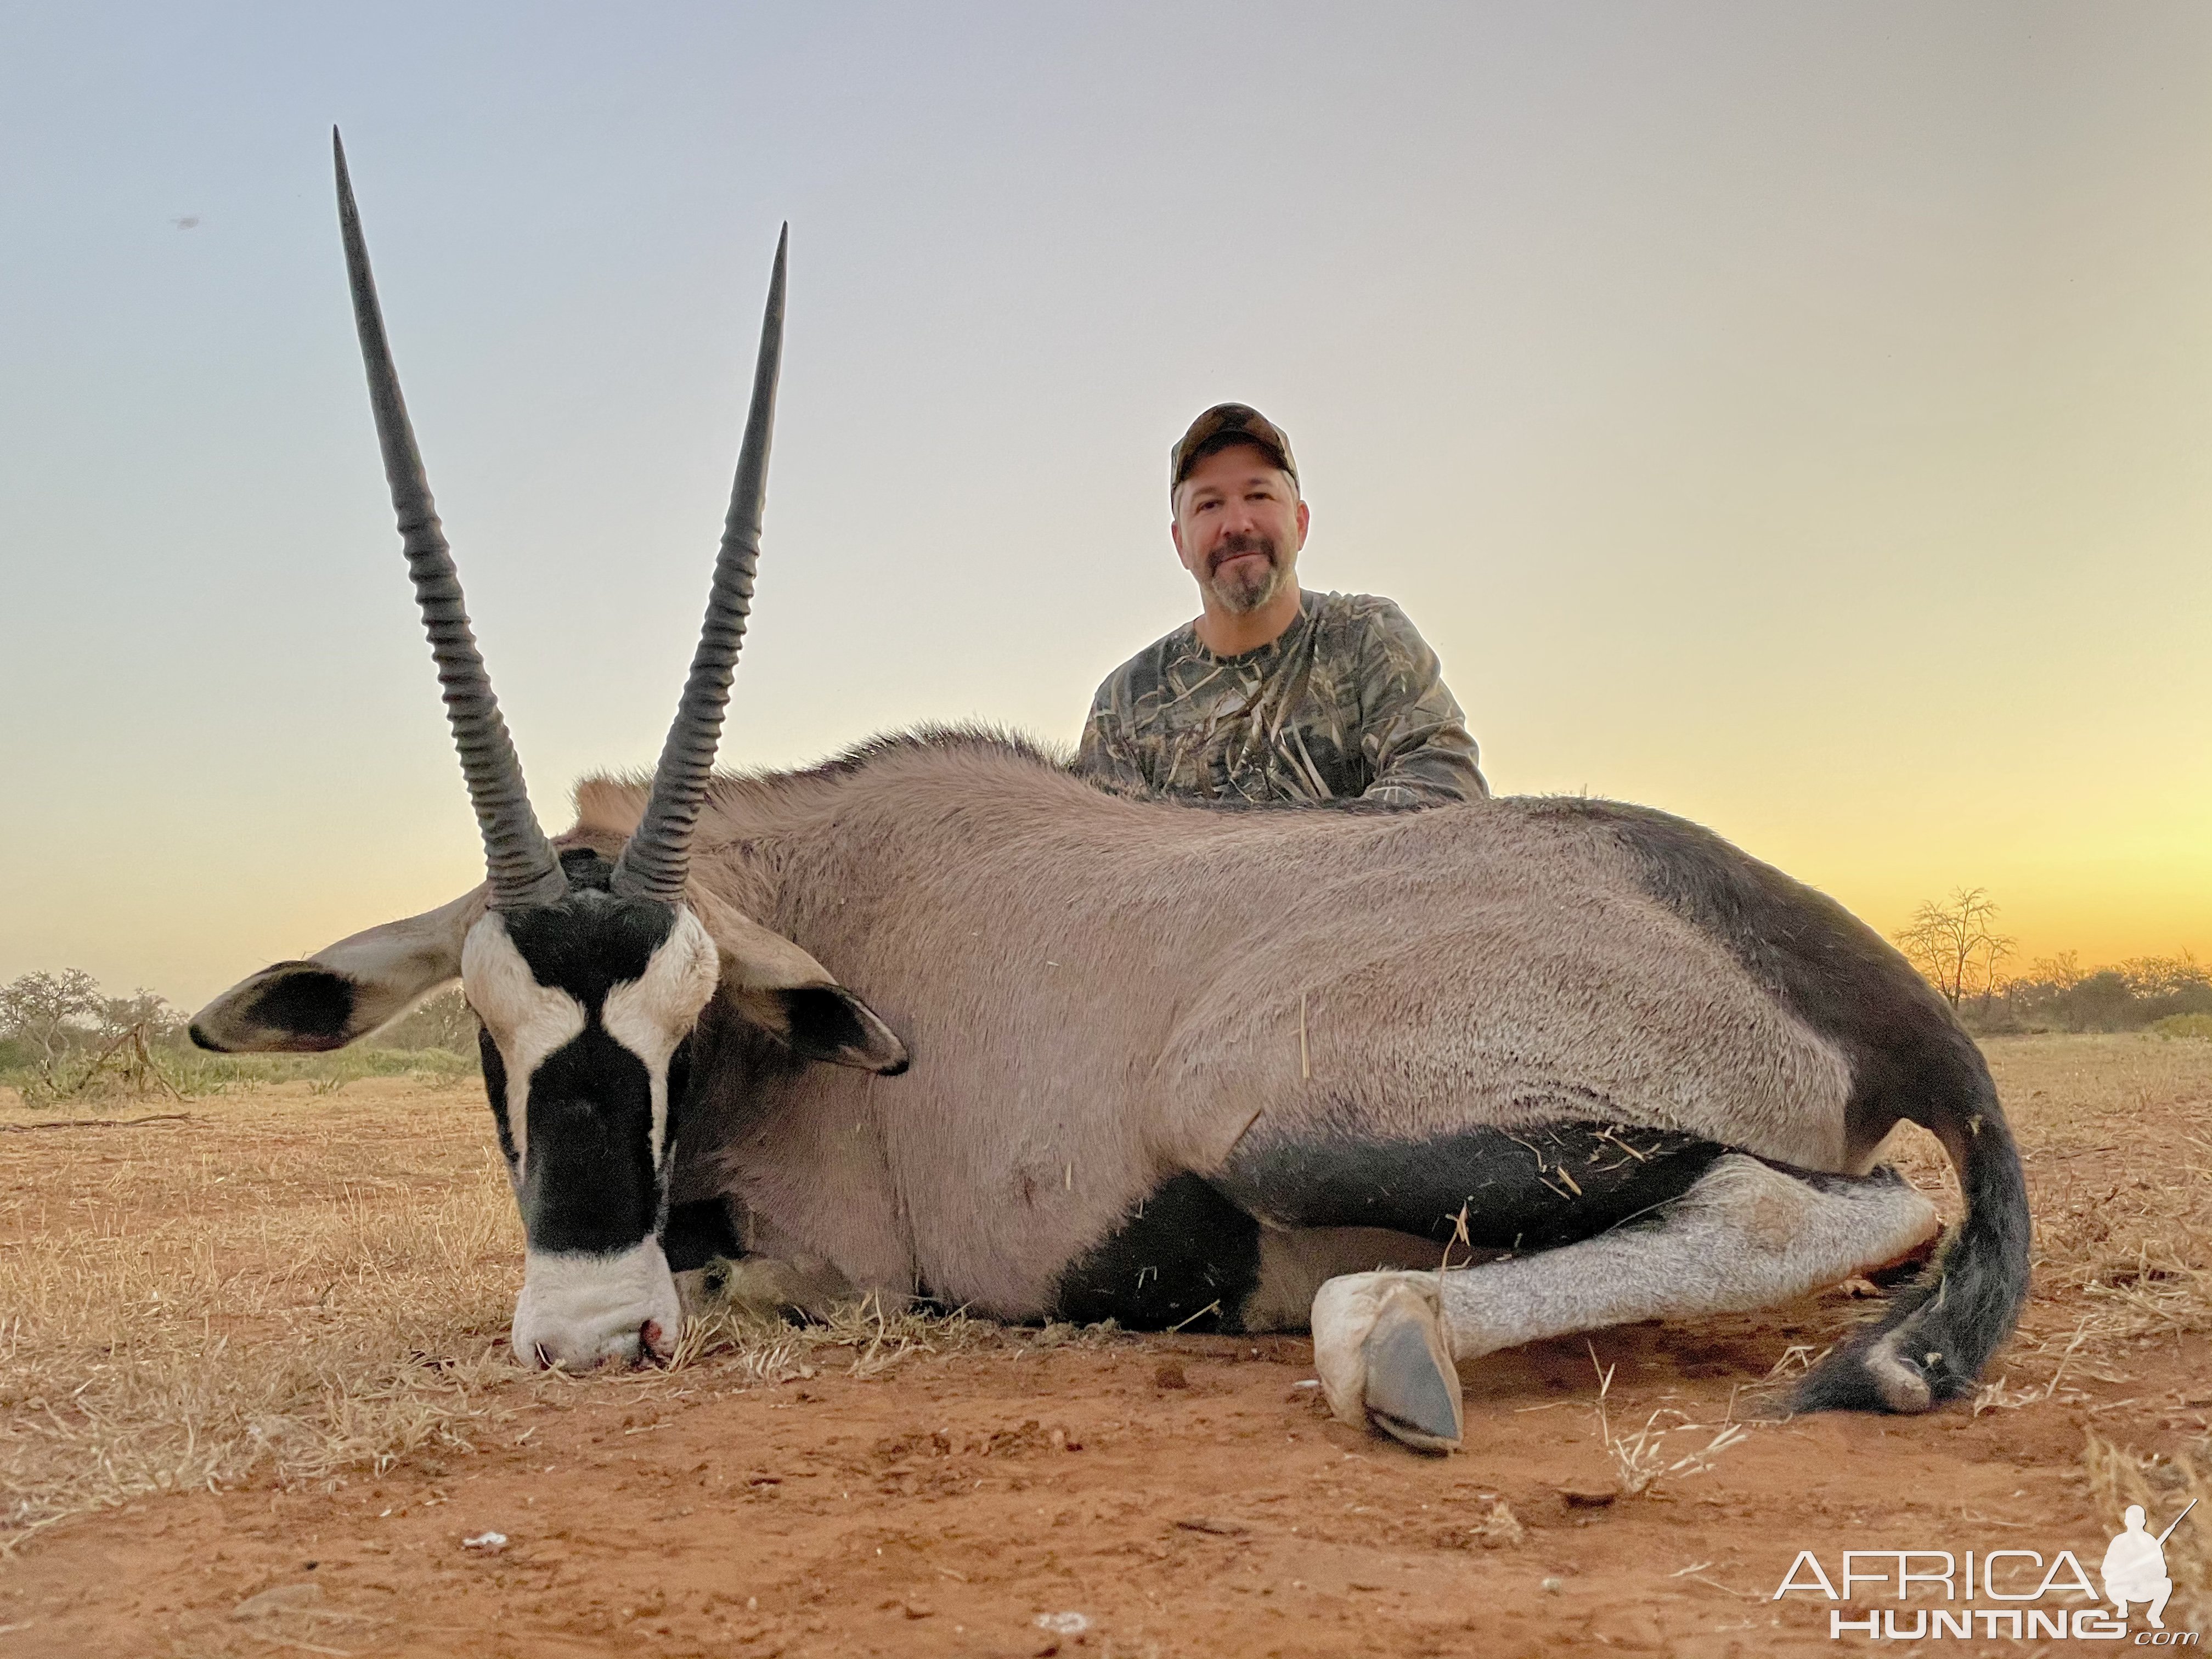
[1075,591,1487,808]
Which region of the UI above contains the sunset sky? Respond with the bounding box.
[3,3,2207,1008]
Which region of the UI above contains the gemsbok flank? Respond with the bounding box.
[193,134,2032,1452]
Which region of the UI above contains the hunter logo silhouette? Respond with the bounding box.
[2103,1499,2196,1629]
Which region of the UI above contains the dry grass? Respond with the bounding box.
[0,1078,521,1551]
[0,1077,1046,1555]
[0,1042,478,1111]
[1585,1342,1752,1496]
[672,1289,1015,1382]
[2085,1435,2210,1634]
[1886,1035,2212,1409]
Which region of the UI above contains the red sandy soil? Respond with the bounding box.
[4,1325,2200,1658]
[2,1039,2206,1657]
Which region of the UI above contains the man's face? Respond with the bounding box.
[1172,443,1309,614]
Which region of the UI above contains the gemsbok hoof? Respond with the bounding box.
[1311,1271,1464,1453]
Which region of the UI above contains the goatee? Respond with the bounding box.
[1207,534,1283,614]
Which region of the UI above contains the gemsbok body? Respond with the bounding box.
[193,136,2031,1451]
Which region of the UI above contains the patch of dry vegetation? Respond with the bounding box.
[0,1079,520,1551]
[1585,1342,1752,1496]
[0,1079,1051,1554]
[1893,1035,2210,1630]
[1922,1036,2212,1408]
[0,1043,478,1113]
[2086,1435,2210,1634]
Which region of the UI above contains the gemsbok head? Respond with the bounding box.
[190,134,907,1369]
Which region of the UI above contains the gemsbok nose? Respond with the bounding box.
[512,1238,684,1370]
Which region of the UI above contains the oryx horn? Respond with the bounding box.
[333,129,567,912]
[611,225,787,904]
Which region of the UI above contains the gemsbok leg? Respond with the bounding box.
[1310,1155,1940,1449]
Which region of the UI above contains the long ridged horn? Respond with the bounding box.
[334,130,566,912]
[612,226,787,904]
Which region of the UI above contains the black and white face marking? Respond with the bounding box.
[461,854,720,1370]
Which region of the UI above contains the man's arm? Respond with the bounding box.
[1353,600,1488,807]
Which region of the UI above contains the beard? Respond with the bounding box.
[1205,532,1286,614]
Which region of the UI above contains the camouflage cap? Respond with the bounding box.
[1170,403,1299,501]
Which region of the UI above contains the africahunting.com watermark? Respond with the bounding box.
[1772,1499,2197,1643]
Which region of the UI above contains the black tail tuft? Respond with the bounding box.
[1794,1077,2030,1414]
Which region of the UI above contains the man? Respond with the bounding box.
[1076,403,1486,808]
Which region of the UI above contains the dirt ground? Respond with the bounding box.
[1,1034,2206,1657]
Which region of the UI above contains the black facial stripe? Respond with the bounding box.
[1052,1173,1260,1334]
[518,1028,659,1254]
[663,1034,695,1148]
[477,886,701,1252]
[479,1028,517,1169]
[1216,1120,1725,1251]
[502,891,679,1012]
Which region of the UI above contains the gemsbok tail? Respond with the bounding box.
[1793,1040,2032,1414]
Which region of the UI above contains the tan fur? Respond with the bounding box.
[566,737,1859,1321]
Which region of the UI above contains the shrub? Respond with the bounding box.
[376,989,478,1053]
[2152,1012,2212,1040]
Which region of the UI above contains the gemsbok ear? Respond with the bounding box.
[691,889,909,1075]
[190,890,483,1053]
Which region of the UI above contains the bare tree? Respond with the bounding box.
[1893,888,2016,1012]
[2028,950,2084,992]
[0,969,106,1081]
[2117,950,2211,1000]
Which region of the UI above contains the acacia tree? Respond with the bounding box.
[0,969,106,1081]
[98,990,183,1045]
[1893,888,2016,1012]
[2028,950,2084,992]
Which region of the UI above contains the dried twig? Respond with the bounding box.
[0,1114,200,1133]
[1587,1341,1751,1495]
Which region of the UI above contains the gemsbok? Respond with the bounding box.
[193,134,2031,1451]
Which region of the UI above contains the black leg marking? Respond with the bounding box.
[1217,1120,1725,1251]
[1052,1173,1261,1333]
